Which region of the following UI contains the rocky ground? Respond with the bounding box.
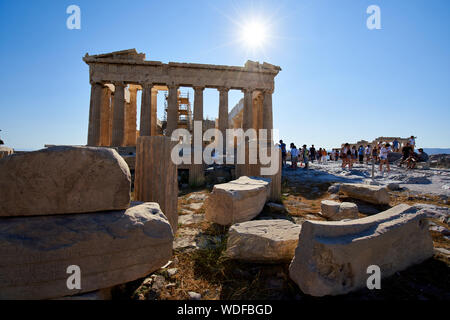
[114,161,450,300]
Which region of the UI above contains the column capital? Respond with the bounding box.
[167,84,179,90]
[218,86,230,93]
[141,82,153,90]
[262,88,274,94]
[241,87,254,94]
[193,86,205,92]
[89,81,103,87]
[113,81,126,88]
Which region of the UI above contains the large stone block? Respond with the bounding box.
[226,219,301,263]
[0,202,173,300]
[289,204,433,297]
[135,136,178,234]
[320,200,340,218]
[320,200,359,221]
[339,183,390,205]
[205,176,270,226]
[0,146,131,217]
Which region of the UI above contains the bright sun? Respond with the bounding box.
[241,21,267,48]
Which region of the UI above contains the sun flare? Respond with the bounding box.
[241,21,267,48]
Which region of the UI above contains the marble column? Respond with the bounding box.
[238,87,261,178]
[151,88,158,136]
[99,86,112,146]
[124,86,137,146]
[260,89,279,201]
[218,87,229,155]
[109,92,115,145]
[166,84,179,137]
[111,82,126,147]
[87,82,103,146]
[190,86,205,186]
[135,136,178,233]
[139,83,153,136]
[242,88,254,131]
[262,89,273,131]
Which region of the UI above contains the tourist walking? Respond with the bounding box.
[279,140,287,167]
[318,148,323,164]
[302,145,309,169]
[365,145,372,164]
[372,146,378,163]
[393,138,400,152]
[341,143,352,169]
[290,143,299,170]
[309,145,316,163]
[379,143,391,173]
[409,136,416,151]
[358,145,364,164]
[351,146,357,164]
[322,148,327,163]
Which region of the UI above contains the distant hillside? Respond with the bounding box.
[422,148,450,155]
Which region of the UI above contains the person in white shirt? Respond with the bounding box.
[365,145,372,164]
[379,143,391,173]
[290,144,299,169]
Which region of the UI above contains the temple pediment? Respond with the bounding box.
[84,49,146,62]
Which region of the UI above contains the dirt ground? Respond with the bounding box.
[116,170,450,300]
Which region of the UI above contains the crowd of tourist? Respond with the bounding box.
[279,136,429,172]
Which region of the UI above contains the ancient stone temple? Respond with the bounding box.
[84,49,280,144]
[83,49,281,187]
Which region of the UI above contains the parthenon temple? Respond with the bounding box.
[83,49,281,188]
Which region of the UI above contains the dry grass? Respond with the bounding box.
[114,177,450,301]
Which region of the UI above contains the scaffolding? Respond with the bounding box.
[163,90,193,133]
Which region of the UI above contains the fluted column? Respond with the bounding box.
[87,82,103,146]
[135,136,178,233]
[99,86,112,146]
[111,82,126,146]
[237,87,260,178]
[242,88,254,130]
[151,88,158,136]
[262,89,273,131]
[190,86,205,186]
[139,83,153,136]
[124,86,138,146]
[166,84,179,137]
[218,87,229,155]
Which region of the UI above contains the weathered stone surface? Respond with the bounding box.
[339,183,390,205]
[328,184,341,194]
[173,227,223,251]
[178,213,204,225]
[321,200,340,218]
[0,146,131,217]
[205,176,270,225]
[321,201,358,221]
[135,136,178,233]
[226,219,301,263]
[0,202,173,300]
[337,202,359,220]
[289,204,433,297]
[414,203,450,224]
[387,183,400,191]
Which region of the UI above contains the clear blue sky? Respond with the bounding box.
[0,0,449,150]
